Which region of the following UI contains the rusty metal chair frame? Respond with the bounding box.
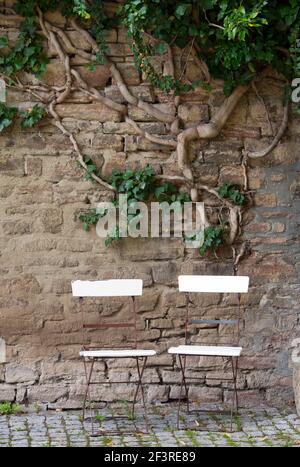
[168,275,249,432]
[72,279,156,435]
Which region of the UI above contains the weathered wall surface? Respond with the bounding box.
[0,1,299,409]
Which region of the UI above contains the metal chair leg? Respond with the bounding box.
[234,357,239,412]
[83,358,95,434]
[132,357,149,432]
[177,355,189,429]
[180,355,190,412]
[230,356,240,433]
[132,357,148,418]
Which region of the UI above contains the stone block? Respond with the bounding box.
[73,65,111,88]
[219,166,245,186]
[128,103,176,122]
[112,63,140,86]
[25,157,42,177]
[105,85,154,103]
[119,239,184,261]
[178,104,209,124]
[189,292,221,307]
[101,150,126,177]
[40,62,67,87]
[5,364,37,384]
[77,132,123,151]
[245,222,271,234]
[27,385,68,403]
[146,385,169,403]
[0,155,24,177]
[152,261,180,286]
[40,208,63,234]
[151,318,173,330]
[0,384,15,402]
[2,221,32,236]
[254,193,277,207]
[56,103,121,122]
[136,290,160,313]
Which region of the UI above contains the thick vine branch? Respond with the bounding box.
[1,6,291,258]
[125,117,177,148]
[177,85,249,181]
[70,19,176,125]
[247,103,289,159]
[37,7,115,191]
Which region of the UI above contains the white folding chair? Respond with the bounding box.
[72,279,156,434]
[168,275,249,431]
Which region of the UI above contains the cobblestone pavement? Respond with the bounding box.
[0,404,299,447]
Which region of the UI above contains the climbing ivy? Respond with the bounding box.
[79,209,107,232]
[120,0,300,95]
[110,165,156,203]
[0,103,18,133]
[79,164,191,245]
[199,225,226,257]
[0,1,298,258]
[0,103,45,133]
[0,17,49,78]
[20,105,45,129]
[1,1,298,95]
[218,183,246,206]
[82,157,102,183]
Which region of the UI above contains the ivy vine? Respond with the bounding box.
[79,164,191,246]
[0,1,298,263]
[0,103,18,132]
[218,183,246,206]
[0,103,45,132]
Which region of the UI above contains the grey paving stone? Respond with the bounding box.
[0,404,299,447]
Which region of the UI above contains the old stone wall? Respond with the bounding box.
[0,1,299,410]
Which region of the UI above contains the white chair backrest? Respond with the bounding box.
[72,279,143,297]
[178,275,249,294]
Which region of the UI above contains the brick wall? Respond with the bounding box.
[0,1,299,410]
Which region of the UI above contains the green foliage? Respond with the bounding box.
[80,164,190,246]
[0,103,45,133]
[88,0,109,66]
[83,157,101,183]
[223,3,268,42]
[1,1,297,98]
[110,165,191,205]
[73,0,90,19]
[199,225,225,256]
[120,0,300,95]
[110,165,155,203]
[0,103,18,133]
[131,38,211,94]
[105,226,121,247]
[0,17,49,77]
[78,209,107,231]
[218,183,246,206]
[0,402,22,415]
[15,0,91,19]
[154,182,190,204]
[13,0,108,72]
[20,105,45,129]
[0,36,8,49]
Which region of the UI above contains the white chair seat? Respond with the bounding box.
[80,349,156,359]
[168,345,242,357]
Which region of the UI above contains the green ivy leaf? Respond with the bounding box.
[0,36,8,49]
